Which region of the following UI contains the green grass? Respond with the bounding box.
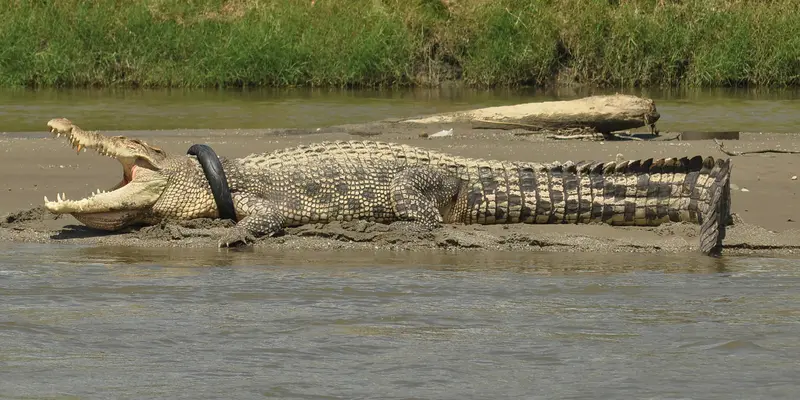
[1,0,798,88]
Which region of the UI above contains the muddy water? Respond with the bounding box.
[2,87,799,133]
[2,244,800,398]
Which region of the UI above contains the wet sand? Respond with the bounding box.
[1,121,799,256]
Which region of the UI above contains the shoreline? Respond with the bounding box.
[1,120,799,257]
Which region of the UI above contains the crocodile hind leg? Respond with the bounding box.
[389,166,462,230]
[218,197,287,247]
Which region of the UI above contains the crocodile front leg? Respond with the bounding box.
[219,197,287,247]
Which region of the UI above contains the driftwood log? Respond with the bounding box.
[399,94,660,135]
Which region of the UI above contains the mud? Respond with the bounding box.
[0,206,797,257]
[1,120,799,257]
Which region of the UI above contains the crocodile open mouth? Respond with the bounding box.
[43,125,140,212]
[42,118,168,229]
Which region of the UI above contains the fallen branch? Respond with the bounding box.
[545,133,601,141]
[714,139,800,156]
[609,131,645,141]
[545,132,647,141]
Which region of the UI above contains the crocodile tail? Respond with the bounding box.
[698,157,732,256]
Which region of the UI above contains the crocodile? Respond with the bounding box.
[43,118,732,255]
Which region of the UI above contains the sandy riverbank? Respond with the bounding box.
[1,121,799,256]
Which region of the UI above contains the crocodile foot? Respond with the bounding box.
[218,228,257,248]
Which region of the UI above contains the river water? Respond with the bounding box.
[2,244,800,399]
[2,87,800,398]
[2,86,799,133]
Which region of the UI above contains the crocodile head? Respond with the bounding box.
[43,118,170,230]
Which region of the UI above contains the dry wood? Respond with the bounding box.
[545,133,603,141]
[545,132,644,141]
[399,94,660,134]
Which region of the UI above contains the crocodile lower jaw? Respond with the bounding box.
[43,179,166,215]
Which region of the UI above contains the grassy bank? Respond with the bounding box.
[1,0,798,88]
